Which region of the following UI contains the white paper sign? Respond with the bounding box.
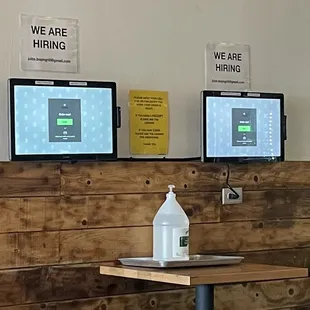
[205,43,250,90]
[20,14,79,73]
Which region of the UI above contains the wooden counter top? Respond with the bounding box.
[100,263,308,286]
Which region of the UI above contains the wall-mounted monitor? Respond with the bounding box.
[201,90,286,163]
[9,78,118,161]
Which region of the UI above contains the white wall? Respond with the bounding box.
[0,0,309,160]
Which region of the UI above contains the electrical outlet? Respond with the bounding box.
[222,187,243,205]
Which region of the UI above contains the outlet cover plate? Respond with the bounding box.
[222,187,243,205]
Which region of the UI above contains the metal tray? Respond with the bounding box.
[119,255,244,268]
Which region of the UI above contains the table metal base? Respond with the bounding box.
[195,284,214,310]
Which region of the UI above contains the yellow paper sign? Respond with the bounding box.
[129,90,169,155]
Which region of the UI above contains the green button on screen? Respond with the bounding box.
[238,125,251,132]
[57,118,73,126]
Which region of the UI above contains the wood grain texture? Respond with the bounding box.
[59,220,310,264]
[100,263,308,286]
[0,192,218,234]
[61,161,310,195]
[3,220,310,268]
[281,307,310,310]
[2,189,310,234]
[1,160,310,309]
[220,162,310,190]
[241,248,310,270]
[3,278,310,310]
[1,289,194,310]
[2,248,310,307]
[60,161,220,194]
[0,264,177,307]
[0,162,60,197]
[2,247,310,307]
[0,232,59,269]
[59,226,152,264]
[216,278,310,310]
[192,219,310,254]
[221,189,310,222]
[2,189,310,235]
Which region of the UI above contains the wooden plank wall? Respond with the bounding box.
[0,161,310,309]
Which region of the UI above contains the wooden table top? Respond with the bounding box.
[100,263,308,286]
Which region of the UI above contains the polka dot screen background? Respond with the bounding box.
[14,86,113,155]
[206,97,281,158]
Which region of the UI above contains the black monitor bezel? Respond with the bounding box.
[9,78,118,162]
[201,90,285,163]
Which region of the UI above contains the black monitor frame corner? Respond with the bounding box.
[9,78,118,162]
[201,90,285,164]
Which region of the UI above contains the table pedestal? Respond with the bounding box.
[100,263,308,310]
[195,284,214,310]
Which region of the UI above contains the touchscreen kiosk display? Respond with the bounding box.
[201,91,285,162]
[9,79,117,161]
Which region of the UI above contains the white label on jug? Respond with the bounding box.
[172,227,189,258]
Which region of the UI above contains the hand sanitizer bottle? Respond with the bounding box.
[153,185,189,261]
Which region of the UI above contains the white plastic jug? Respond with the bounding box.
[153,185,189,261]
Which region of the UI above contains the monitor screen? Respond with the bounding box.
[9,79,117,161]
[201,91,285,162]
